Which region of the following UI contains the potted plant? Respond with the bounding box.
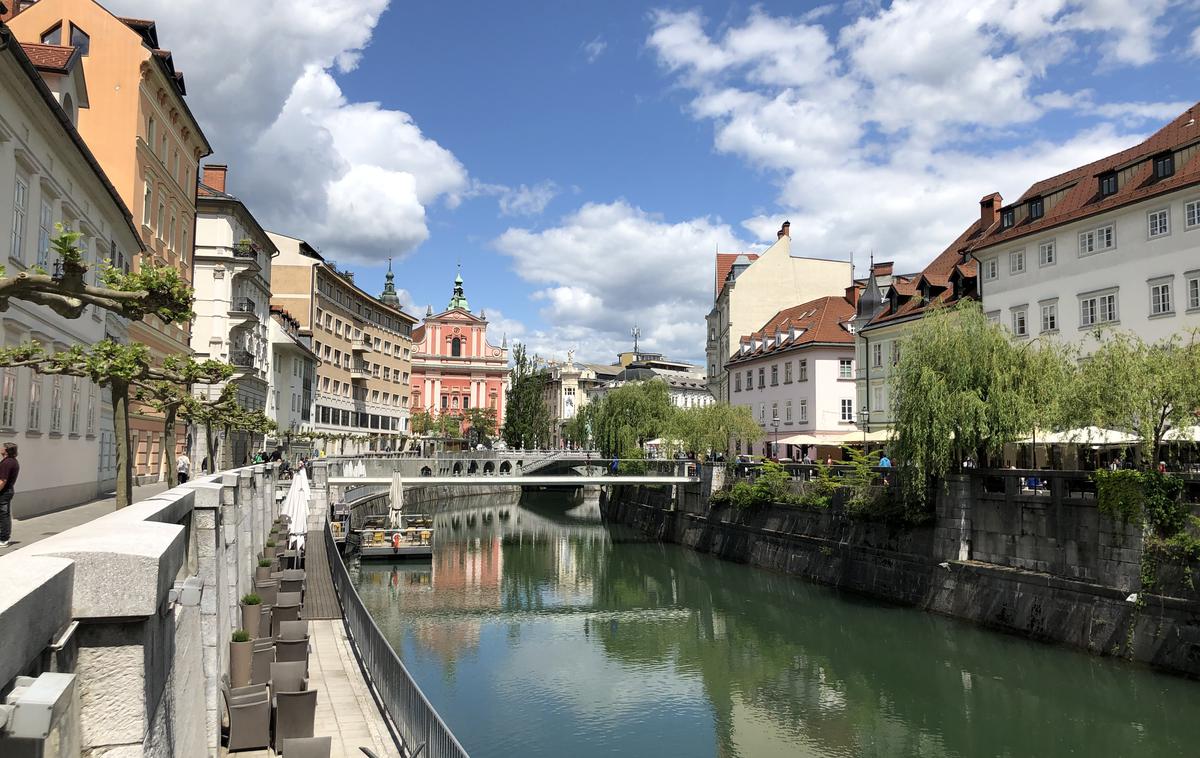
[229,629,253,687]
[240,594,262,639]
[255,558,273,582]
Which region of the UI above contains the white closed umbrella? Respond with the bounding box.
[282,468,310,551]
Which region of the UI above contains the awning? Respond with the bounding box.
[777,428,893,446]
[1164,426,1200,442]
[1016,426,1140,446]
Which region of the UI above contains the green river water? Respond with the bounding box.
[351,491,1200,758]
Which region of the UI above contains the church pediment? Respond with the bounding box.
[429,309,485,323]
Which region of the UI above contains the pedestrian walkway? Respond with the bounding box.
[0,480,171,553]
[300,529,341,619]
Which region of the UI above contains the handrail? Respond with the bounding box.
[324,523,471,758]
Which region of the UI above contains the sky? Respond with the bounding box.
[109,0,1200,365]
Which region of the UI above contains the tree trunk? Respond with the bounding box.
[162,404,178,487]
[111,379,133,508]
[206,424,218,474]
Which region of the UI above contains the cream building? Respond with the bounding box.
[190,164,275,468]
[266,307,316,452]
[973,104,1200,353]
[269,232,417,452]
[541,354,607,448]
[0,31,142,516]
[706,221,854,403]
[7,1,213,483]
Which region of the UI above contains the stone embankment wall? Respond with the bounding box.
[604,472,1200,678]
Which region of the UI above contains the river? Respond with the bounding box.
[351,489,1200,757]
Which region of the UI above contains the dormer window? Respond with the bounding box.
[1028,196,1043,220]
[1099,171,1117,196]
[70,24,90,56]
[1000,209,1015,229]
[1153,152,1175,180]
[41,23,62,45]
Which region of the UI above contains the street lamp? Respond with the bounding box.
[858,407,869,451]
[771,415,780,460]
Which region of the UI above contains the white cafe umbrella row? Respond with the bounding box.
[281,467,310,551]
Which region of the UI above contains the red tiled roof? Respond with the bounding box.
[714,252,759,298]
[727,295,856,366]
[411,325,426,344]
[971,101,1200,251]
[19,42,76,73]
[865,219,985,328]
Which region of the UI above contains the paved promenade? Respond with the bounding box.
[0,480,170,553]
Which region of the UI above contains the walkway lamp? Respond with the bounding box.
[771,415,780,460]
[858,407,869,451]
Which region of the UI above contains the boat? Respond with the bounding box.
[354,514,434,560]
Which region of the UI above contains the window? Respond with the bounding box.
[757,368,765,389]
[873,385,885,411]
[157,200,165,239]
[872,343,882,368]
[1078,225,1114,256]
[1150,280,1173,316]
[168,213,177,251]
[37,201,53,267]
[1028,196,1043,220]
[759,403,765,421]
[147,116,156,148]
[1011,307,1028,337]
[160,135,168,161]
[983,258,998,281]
[1187,200,1200,229]
[1153,152,1174,179]
[41,23,62,45]
[0,367,15,428]
[10,177,28,260]
[840,398,853,422]
[1040,302,1058,333]
[771,402,778,422]
[770,365,778,386]
[798,399,808,423]
[892,343,901,366]
[1038,240,1055,267]
[28,372,41,430]
[839,359,853,379]
[1080,291,1118,327]
[783,361,792,383]
[142,182,152,227]
[1189,275,1200,311]
[1009,249,1025,274]
[1148,209,1169,238]
[451,337,462,357]
[49,375,62,433]
[1099,172,1117,196]
[797,360,808,382]
[1000,208,1014,229]
[785,400,793,422]
[70,23,90,55]
[86,381,95,435]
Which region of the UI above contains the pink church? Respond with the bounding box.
[409,270,510,435]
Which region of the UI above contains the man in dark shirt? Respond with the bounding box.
[0,442,20,548]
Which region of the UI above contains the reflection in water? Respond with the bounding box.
[352,491,1200,758]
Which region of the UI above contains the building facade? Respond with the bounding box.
[706,221,854,403]
[266,307,316,452]
[540,354,612,448]
[8,1,213,483]
[190,164,274,468]
[729,293,859,458]
[587,352,714,410]
[409,271,509,438]
[0,30,142,516]
[269,232,416,452]
[973,104,1200,352]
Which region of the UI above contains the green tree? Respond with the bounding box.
[134,356,233,482]
[890,301,1071,513]
[668,403,761,461]
[1068,330,1200,463]
[462,406,498,445]
[501,343,552,449]
[585,379,674,458]
[180,385,237,474]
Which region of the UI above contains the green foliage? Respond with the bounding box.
[462,406,498,444]
[580,379,674,458]
[1095,470,1187,535]
[840,448,886,515]
[240,593,261,606]
[501,343,553,448]
[667,402,761,461]
[618,447,647,474]
[258,558,273,568]
[718,461,795,510]
[1094,469,1146,524]
[890,301,1072,514]
[231,629,251,643]
[99,259,194,324]
[265,540,276,548]
[50,225,85,266]
[796,466,837,509]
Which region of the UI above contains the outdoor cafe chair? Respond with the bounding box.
[271,604,301,637]
[274,689,318,745]
[250,644,275,686]
[278,736,332,758]
[278,620,309,641]
[221,682,270,751]
[276,638,309,674]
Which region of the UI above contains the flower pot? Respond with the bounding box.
[255,565,272,583]
[229,639,253,687]
[240,603,262,639]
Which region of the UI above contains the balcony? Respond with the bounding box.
[230,243,261,274]
[230,350,254,368]
[350,361,371,382]
[351,336,372,353]
[228,298,258,323]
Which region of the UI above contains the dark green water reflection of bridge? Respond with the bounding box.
[351,490,1200,758]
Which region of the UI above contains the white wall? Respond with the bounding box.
[730,346,859,442]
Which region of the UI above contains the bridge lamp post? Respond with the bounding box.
[858,407,869,452]
[771,415,780,461]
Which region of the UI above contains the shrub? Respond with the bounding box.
[231,629,250,643]
[240,593,261,606]
[1095,469,1145,524]
[258,558,273,568]
[265,540,276,548]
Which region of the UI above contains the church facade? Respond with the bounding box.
[409,270,510,438]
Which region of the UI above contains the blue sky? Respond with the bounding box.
[116,1,1200,364]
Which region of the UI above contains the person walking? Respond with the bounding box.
[879,453,892,468]
[176,452,191,485]
[0,443,20,548]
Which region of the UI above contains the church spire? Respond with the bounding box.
[447,263,470,311]
[378,258,401,307]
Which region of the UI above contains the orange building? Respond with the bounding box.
[6,0,212,482]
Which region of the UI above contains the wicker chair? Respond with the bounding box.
[278,736,332,757]
[271,604,301,637]
[274,689,318,745]
[221,682,269,751]
[250,644,275,686]
[278,620,309,641]
[276,638,309,673]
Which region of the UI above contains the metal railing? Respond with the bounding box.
[324,524,471,758]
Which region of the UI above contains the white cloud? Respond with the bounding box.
[109,0,466,263]
[582,35,608,63]
[1191,27,1200,57]
[494,201,752,363]
[499,182,560,216]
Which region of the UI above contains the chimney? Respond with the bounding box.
[979,192,1002,227]
[202,164,228,193]
[777,220,791,239]
[844,284,859,308]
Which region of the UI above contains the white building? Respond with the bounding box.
[266,307,316,452]
[728,293,860,459]
[706,221,854,402]
[0,37,141,516]
[976,103,1200,351]
[588,361,714,410]
[191,164,276,467]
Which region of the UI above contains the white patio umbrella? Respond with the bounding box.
[281,467,310,551]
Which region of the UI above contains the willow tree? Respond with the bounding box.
[135,357,234,482]
[501,343,552,449]
[584,379,674,459]
[667,403,761,461]
[1068,330,1200,463]
[890,301,1071,512]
